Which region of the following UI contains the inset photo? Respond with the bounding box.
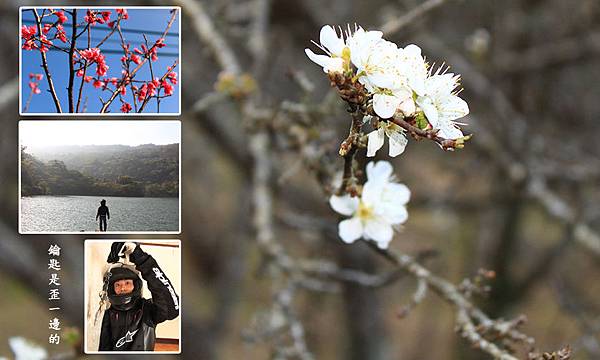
[20,7,180,115]
[19,120,181,234]
[84,240,181,353]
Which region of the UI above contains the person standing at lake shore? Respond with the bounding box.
[96,199,110,232]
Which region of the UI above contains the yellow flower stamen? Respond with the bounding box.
[357,201,374,220]
[342,46,351,72]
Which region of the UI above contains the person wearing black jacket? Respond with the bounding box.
[96,199,110,232]
[98,242,180,351]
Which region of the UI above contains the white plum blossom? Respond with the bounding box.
[349,36,396,91]
[306,23,471,152]
[356,43,427,119]
[372,88,413,119]
[367,121,408,157]
[397,44,429,96]
[329,161,410,249]
[318,25,346,57]
[9,337,47,360]
[304,25,348,73]
[416,67,470,139]
[305,26,430,118]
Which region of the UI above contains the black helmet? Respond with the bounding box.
[106,265,142,311]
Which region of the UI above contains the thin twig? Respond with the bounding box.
[75,16,93,113]
[115,23,139,112]
[143,34,160,112]
[337,111,363,195]
[67,9,77,112]
[95,13,123,48]
[382,0,453,36]
[23,88,34,113]
[367,242,533,359]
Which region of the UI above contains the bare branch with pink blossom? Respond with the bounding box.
[20,7,179,114]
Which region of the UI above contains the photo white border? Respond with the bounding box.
[18,6,182,116]
[18,120,182,234]
[83,239,182,355]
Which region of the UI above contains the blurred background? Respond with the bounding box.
[1,0,600,359]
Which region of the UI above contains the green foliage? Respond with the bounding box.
[21,146,178,197]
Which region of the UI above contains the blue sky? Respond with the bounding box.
[21,8,180,114]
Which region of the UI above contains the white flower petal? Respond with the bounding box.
[319,25,345,56]
[425,73,459,98]
[373,93,401,119]
[364,30,384,42]
[379,204,408,224]
[399,44,428,95]
[366,160,393,182]
[364,217,393,247]
[362,180,385,206]
[391,86,412,101]
[338,217,363,243]
[382,183,411,205]
[397,98,416,117]
[326,57,345,73]
[348,29,370,69]
[438,121,464,140]
[403,44,422,57]
[305,49,330,71]
[329,194,359,216]
[367,128,385,157]
[377,239,391,249]
[438,95,469,121]
[348,28,384,72]
[386,128,408,157]
[368,73,397,89]
[9,337,47,360]
[304,49,344,73]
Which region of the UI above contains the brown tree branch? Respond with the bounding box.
[67,9,77,112]
[177,0,241,75]
[32,9,62,113]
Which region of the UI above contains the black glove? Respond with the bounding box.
[107,242,126,263]
[129,243,149,265]
[107,242,149,265]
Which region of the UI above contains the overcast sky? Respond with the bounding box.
[20,121,180,147]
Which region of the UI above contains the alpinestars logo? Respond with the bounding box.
[115,329,139,348]
[152,267,180,310]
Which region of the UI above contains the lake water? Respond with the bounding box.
[21,195,179,232]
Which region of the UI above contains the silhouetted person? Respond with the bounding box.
[96,199,110,232]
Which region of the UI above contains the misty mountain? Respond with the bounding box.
[28,144,179,184]
[21,144,179,197]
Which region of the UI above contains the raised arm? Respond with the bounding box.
[107,242,180,324]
